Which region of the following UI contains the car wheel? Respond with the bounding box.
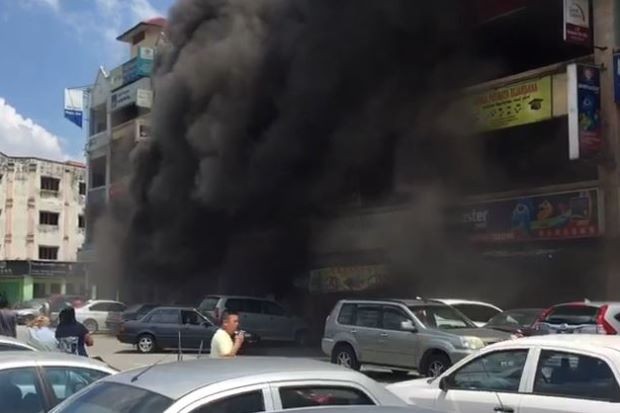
[83,319,99,334]
[294,330,308,347]
[331,344,360,370]
[425,353,451,378]
[137,334,156,354]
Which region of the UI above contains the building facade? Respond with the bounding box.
[0,153,86,304]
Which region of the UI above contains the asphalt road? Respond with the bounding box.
[16,327,413,383]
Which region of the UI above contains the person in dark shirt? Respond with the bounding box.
[55,307,93,356]
[0,295,16,338]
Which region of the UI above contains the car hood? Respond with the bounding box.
[446,327,511,341]
[386,377,431,398]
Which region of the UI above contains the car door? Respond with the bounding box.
[261,301,293,341]
[352,304,383,364]
[86,302,111,327]
[180,310,215,350]
[375,305,418,368]
[435,349,529,413]
[146,308,182,348]
[518,349,620,413]
[176,385,273,413]
[41,366,109,407]
[272,381,375,409]
[0,366,49,413]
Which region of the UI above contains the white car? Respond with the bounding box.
[432,299,502,327]
[387,335,620,413]
[74,300,126,333]
[52,357,408,412]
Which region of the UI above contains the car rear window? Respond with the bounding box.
[337,304,356,325]
[198,297,220,312]
[545,305,599,325]
[55,382,173,413]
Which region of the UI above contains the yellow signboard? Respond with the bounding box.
[471,76,553,131]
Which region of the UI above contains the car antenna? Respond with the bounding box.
[197,340,204,359]
[130,356,167,383]
[177,330,183,361]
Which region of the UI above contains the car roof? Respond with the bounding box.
[488,334,620,354]
[203,295,273,301]
[340,298,443,307]
[0,351,116,372]
[0,335,36,350]
[432,299,501,308]
[147,306,196,311]
[551,301,620,307]
[103,357,373,400]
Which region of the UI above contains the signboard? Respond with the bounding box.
[563,0,591,46]
[461,189,602,243]
[109,47,154,92]
[308,265,386,293]
[471,77,552,131]
[110,78,152,112]
[64,88,85,128]
[613,53,620,103]
[567,64,602,160]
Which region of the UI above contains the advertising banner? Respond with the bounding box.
[308,265,386,293]
[63,88,85,128]
[471,76,552,131]
[110,47,154,92]
[563,0,591,46]
[567,64,602,160]
[110,78,152,112]
[462,189,602,243]
[613,52,620,103]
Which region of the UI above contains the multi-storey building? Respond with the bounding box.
[0,153,86,304]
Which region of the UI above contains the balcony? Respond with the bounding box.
[87,130,111,153]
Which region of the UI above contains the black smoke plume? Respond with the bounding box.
[109,0,490,303]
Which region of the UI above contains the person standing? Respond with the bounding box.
[26,316,57,351]
[0,296,16,338]
[55,307,93,356]
[210,311,244,358]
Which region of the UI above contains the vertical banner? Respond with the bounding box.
[64,88,85,128]
[563,0,591,46]
[567,64,602,160]
[614,52,620,103]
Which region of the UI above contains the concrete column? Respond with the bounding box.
[594,0,620,298]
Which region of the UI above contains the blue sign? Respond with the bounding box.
[64,109,83,128]
[576,65,602,158]
[614,53,620,103]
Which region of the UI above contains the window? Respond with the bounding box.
[226,299,262,314]
[191,390,265,413]
[39,246,59,260]
[78,215,85,229]
[279,386,373,408]
[355,305,381,328]
[50,283,61,294]
[33,283,46,298]
[534,350,620,402]
[109,303,126,312]
[55,382,173,413]
[41,176,60,191]
[0,367,46,413]
[90,303,111,312]
[79,182,86,195]
[199,297,220,313]
[39,211,59,226]
[147,309,179,324]
[543,305,599,325]
[337,304,356,325]
[262,301,286,316]
[43,367,109,404]
[408,305,475,329]
[448,350,528,393]
[454,304,500,324]
[181,310,203,325]
[382,306,410,330]
[90,156,106,189]
[0,343,32,351]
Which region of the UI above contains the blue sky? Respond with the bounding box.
[0,0,175,161]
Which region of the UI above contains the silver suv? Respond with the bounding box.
[322,299,511,377]
[198,295,309,345]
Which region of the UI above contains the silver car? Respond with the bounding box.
[322,299,511,377]
[198,295,309,344]
[51,357,406,413]
[0,335,38,351]
[0,351,116,412]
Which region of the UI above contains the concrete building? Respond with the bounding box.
[78,18,165,299]
[0,153,86,304]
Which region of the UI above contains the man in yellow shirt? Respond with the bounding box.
[210,311,245,358]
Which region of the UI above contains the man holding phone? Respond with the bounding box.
[210,311,245,358]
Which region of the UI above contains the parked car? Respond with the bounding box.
[117,306,259,353]
[432,299,502,327]
[105,303,162,334]
[198,295,309,344]
[51,357,406,413]
[283,407,443,413]
[48,295,87,326]
[0,335,37,351]
[388,334,620,413]
[13,299,47,325]
[322,299,510,377]
[532,300,620,335]
[74,299,126,333]
[485,308,544,336]
[0,351,116,412]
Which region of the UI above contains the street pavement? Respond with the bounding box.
[16,326,411,382]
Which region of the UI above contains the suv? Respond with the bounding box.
[322,299,511,377]
[532,300,620,335]
[198,295,308,344]
[431,299,502,327]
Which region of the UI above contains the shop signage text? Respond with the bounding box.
[462,189,601,242]
[309,265,386,293]
[563,0,591,46]
[110,47,154,91]
[567,64,602,160]
[110,78,152,112]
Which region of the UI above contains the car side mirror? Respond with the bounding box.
[439,376,450,392]
[400,320,417,332]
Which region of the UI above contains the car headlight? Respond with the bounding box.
[459,336,485,350]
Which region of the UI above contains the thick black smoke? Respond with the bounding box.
[113,0,489,302]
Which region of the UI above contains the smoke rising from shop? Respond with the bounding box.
[102,0,526,304]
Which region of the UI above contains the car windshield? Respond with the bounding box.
[408,305,476,329]
[487,309,541,327]
[198,297,219,312]
[54,382,173,413]
[544,305,599,325]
